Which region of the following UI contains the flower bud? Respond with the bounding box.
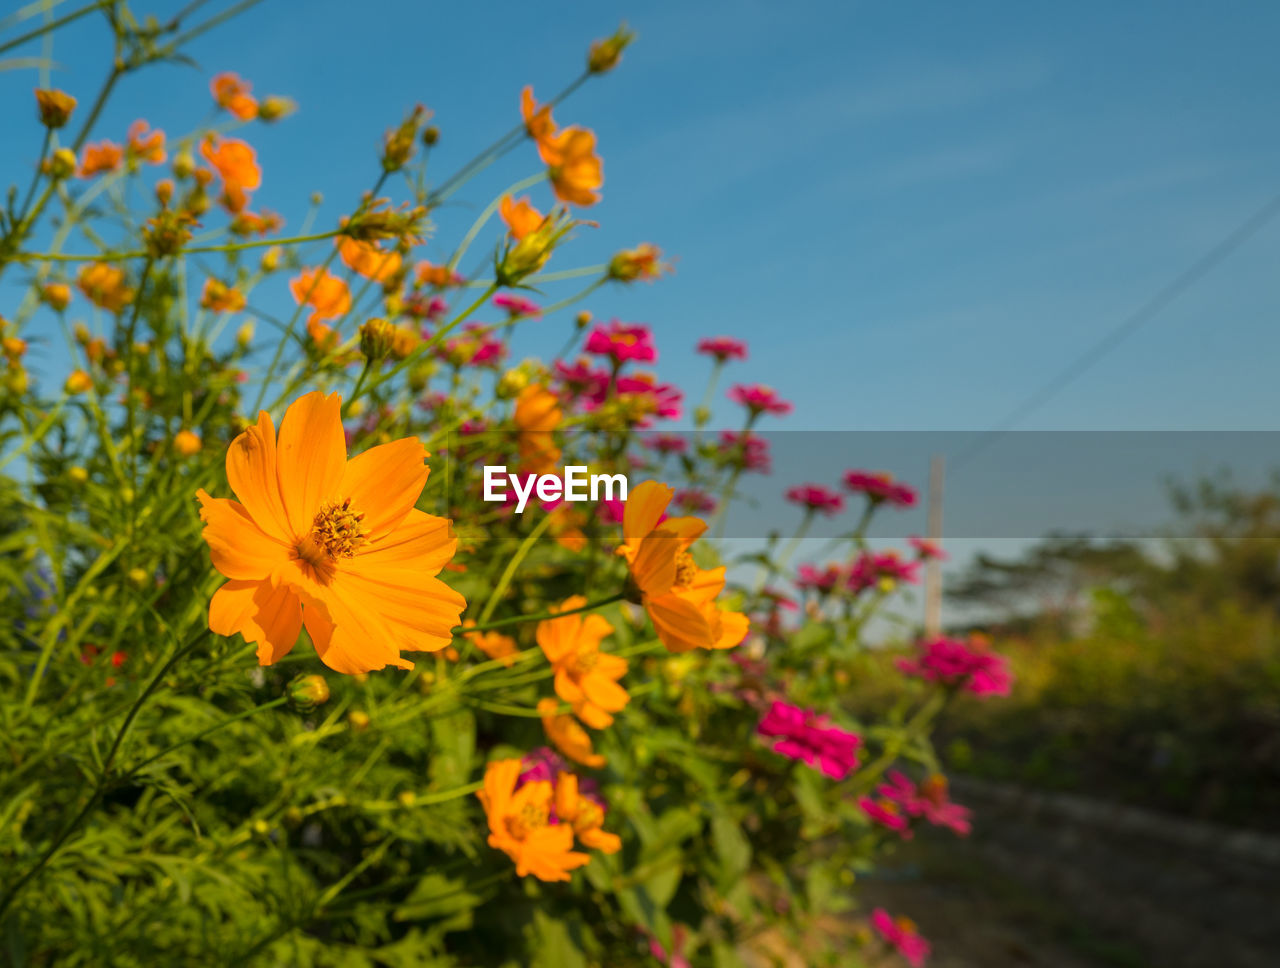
[348,710,371,732]
[42,283,71,311]
[288,673,331,710]
[397,790,417,808]
[64,369,93,394]
[588,24,635,74]
[236,322,254,348]
[155,179,174,206]
[496,368,529,399]
[173,429,202,457]
[257,95,297,122]
[35,88,77,129]
[575,310,592,330]
[172,150,195,179]
[359,318,395,361]
[68,466,89,484]
[260,246,281,272]
[421,125,440,146]
[128,567,149,587]
[2,337,25,362]
[49,148,77,180]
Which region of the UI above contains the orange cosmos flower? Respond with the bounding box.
[414,260,461,289]
[514,383,561,475]
[618,481,750,653]
[307,318,341,355]
[196,391,466,673]
[337,237,403,284]
[77,263,134,312]
[520,86,557,155]
[555,772,621,853]
[462,620,520,666]
[538,697,605,768]
[478,759,589,882]
[201,278,246,313]
[200,134,261,212]
[499,194,545,241]
[126,120,165,165]
[290,268,351,324]
[210,71,259,121]
[78,141,122,178]
[537,596,628,729]
[541,126,603,207]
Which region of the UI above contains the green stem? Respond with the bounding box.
[123,696,288,778]
[460,591,625,636]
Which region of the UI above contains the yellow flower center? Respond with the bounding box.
[674,551,698,589]
[310,498,368,558]
[505,800,549,840]
[571,650,599,675]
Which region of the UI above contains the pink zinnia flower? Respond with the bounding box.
[757,700,861,779]
[554,357,611,404]
[643,433,688,455]
[493,293,542,318]
[896,636,1013,698]
[615,372,683,424]
[673,488,716,514]
[584,320,656,364]
[796,563,842,593]
[908,536,947,561]
[858,796,913,838]
[728,383,792,416]
[843,470,917,508]
[847,550,919,592]
[879,771,971,836]
[785,483,845,516]
[696,336,748,362]
[719,430,771,473]
[871,909,931,967]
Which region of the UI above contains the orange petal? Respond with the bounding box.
[713,609,750,650]
[225,410,292,541]
[339,437,430,540]
[623,480,673,542]
[581,673,629,713]
[554,669,586,706]
[355,509,458,575]
[301,586,410,674]
[630,530,678,597]
[209,578,302,664]
[275,391,346,538]
[197,490,289,580]
[575,701,614,730]
[646,593,715,653]
[336,566,465,653]
[482,758,522,835]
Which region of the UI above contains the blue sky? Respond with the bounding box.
[4,0,1280,602]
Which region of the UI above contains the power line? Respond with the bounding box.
[952,190,1280,470]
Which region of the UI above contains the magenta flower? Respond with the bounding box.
[757,700,861,779]
[673,488,716,514]
[846,550,919,592]
[871,909,931,967]
[584,320,657,364]
[404,292,448,321]
[615,372,683,424]
[865,771,972,838]
[843,470,917,508]
[785,483,845,516]
[896,636,1013,697]
[492,293,542,318]
[646,924,690,968]
[696,336,748,362]
[718,430,771,473]
[908,536,947,561]
[728,383,792,417]
[438,323,505,368]
[796,562,842,593]
[858,796,913,838]
[643,433,688,455]
[554,357,611,404]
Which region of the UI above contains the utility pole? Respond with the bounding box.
[924,454,944,638]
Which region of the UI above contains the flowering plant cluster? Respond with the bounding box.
[0,8,1011,966]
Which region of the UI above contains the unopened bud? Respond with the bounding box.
[49,148,77,180]
[35,88,77,129]
[288,673,331,710]
[348,710,371,732]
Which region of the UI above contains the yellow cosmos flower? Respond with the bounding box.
[478,759,589,882]
[196,390,465,673]
[618,480,750,653]
[537,596,628,729]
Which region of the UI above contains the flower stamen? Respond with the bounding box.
[310,498,368,558]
